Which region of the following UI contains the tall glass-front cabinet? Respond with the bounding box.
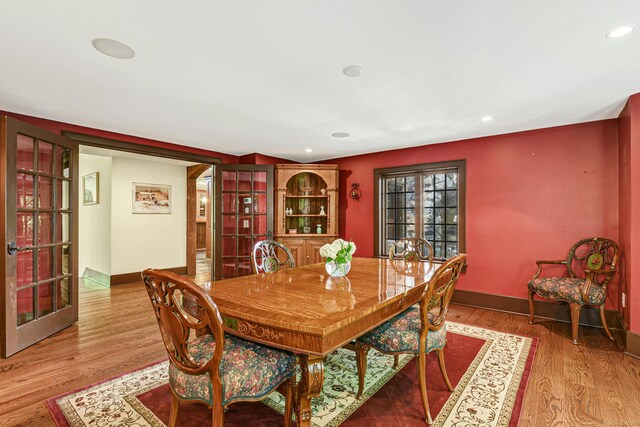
[275,164,339,267]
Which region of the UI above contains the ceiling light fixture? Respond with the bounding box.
[481,116,493,122]
[606,26,635,39]
[305,148,313,153]
[331,132,350,138]
[92,38,136,59]
[342,65,362,77]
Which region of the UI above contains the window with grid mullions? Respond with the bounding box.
[374,160,465,260]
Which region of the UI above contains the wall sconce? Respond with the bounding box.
[350,183,362,200]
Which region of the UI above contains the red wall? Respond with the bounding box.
[323,120,620,309]
[1,111,240,164]
[618,94,640,333]
[238,153,297,165]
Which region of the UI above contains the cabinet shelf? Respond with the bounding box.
[276,164,339,267]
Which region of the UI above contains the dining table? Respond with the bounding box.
[197,256,437,426]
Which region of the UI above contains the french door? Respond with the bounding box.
[1,116,79,357]
[215,165,274,279]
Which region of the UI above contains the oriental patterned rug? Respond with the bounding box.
[46,322,537,427]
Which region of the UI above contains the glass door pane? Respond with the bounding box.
[217,165,274,279]
[2,116,79,357]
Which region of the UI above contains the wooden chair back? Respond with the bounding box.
[142,269,225,379]
[389,237,434,265]
[252,240,295,274]
[420,254,466,332]
[566,238,618,287]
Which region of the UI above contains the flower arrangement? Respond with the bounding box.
[319,239,356,264]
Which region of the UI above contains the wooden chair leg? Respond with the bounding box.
[169,391,179,427]
[393,354,400,369]
[569,302,581,345]
[417,351,433,425]
[600,304,615,341]
[528,288,535,324]
[283,378,293,427]
[436,348,454,392]
[355,342,368,399]
[212,402,224,427]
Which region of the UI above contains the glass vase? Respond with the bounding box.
[325,261,351,277]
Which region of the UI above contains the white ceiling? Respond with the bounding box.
[1,2,639,162]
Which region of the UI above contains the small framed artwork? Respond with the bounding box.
[83,172,99,205]
[132,182,172,214]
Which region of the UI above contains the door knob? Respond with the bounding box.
[7,241,27,255]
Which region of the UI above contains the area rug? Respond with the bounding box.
[46,322,537,427]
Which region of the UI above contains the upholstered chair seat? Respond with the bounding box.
[169,333,297,406]
[528,277,606,306]
[358,308,447,354]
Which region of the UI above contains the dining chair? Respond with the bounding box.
[252,239,296,273]
[388,237,434,266]
[142,269,296,427]
[355,254,466,425]
[528,237,618,344]
[388,237,435,368]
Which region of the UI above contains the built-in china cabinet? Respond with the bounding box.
[275,164,339,267]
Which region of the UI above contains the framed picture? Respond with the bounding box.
[83,172,99,205]
[132,183,172,214]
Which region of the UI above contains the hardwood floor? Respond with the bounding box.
[1,275,639,426]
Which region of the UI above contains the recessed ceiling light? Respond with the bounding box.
[331,132,350,138]
[305,148,313,153]
[481,116,493,122]
[92,38,136,59]
[342,65,362,77]
[606,26,635,39]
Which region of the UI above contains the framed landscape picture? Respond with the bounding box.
[83,172,99,205]
[132,183,171,214]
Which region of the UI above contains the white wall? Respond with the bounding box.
[110,157,187,274]
[79,154,112,275]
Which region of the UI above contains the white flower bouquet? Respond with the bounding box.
[319,238,356,264]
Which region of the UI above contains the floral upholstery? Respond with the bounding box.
[358,307,447,354]
[403,251,420,262]
[528,277,606,305]
[168,333,296,406]
[262,257,280,273]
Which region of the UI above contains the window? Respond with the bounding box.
[374,160,465,260]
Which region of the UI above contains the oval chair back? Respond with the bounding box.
[420,253,466,332]
[142,269,225,380]
[252,240,296,274]
[566,237,619,287]
[389,237,434,267]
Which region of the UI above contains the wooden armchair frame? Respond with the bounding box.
[527,237,618,345]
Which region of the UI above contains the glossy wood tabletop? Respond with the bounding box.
[198,257,437,356]
[193,257,438,426]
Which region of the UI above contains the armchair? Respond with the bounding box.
[527,237,618,345]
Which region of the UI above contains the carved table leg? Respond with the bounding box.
[294,354,324,427]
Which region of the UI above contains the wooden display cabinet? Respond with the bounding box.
[275,164,339,267]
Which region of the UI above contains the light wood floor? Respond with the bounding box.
[1,275,639,426]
